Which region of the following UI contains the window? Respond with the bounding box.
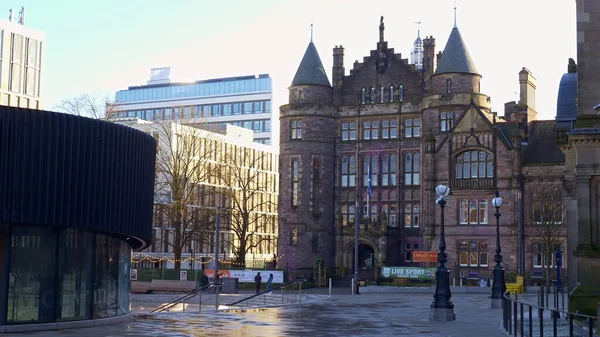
[291,119,303,139]
[381,120,397,139]
[292,159,299,207]
[341,156,356,187]
[446,79,452,94]
[312,157,322,209]
[380,85,384,103]
[362,121,379,140]
[370,87,375,103]
[399,84,404,101]
[342,122,357,141]
[382,204,397,227]
[459,200,488,225]
[341,205,356,227]
[404,152,420,185]
[532,190,564,224]
[404,204,420,228]
[440,111,454,132]
[381,154,397,186]
[290,227,298,245]
[405,242,420,262]
[533,243,560,268]
[363,121,371,140]
[404,118,420,138]
[361,87,366,104]
[389,85,394,102]
[455,151,493,179]
[458,240,488,267]
[312,234,319,253]
[363,155,378,187]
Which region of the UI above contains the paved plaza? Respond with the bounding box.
[2,291,508,337]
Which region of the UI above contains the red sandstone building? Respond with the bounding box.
[278,18,573,285]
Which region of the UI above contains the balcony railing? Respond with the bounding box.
[449,178,494,189]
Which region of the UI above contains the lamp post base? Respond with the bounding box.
[490,298,502,309]
[429,307,456,321]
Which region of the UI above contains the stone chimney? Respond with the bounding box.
[518,67,538,121]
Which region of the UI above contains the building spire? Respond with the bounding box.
[454,0,457,28]
[310,18,314,43]
[415,21,421,38]
[379,16,385,43]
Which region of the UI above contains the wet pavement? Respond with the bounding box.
[3,293,506,337]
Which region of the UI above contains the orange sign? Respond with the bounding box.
[413,251,438,263]
[204,270,231,278]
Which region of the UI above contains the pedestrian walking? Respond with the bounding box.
[266,273,274,294]
[255,272,262,294]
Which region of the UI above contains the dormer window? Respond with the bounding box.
[361,87,366,104]
[389,85,394,102]
[446,79,452,94]
[380,85,384,103]
[399,85,404,101]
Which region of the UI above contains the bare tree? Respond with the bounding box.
[528,185,567,295]
[153,122,218,269]
[54,93,119,120]
[214,147,277,266]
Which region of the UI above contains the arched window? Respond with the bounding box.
[455,150,493,179]
[404,152,420,185]
[382,154,397,186]
[459,199,488,224]
[370,86,375,104]
[292,159,299,207]
[389,85,394,102]
[341,156,356,187]
[380,85,384,103]
[361,87,366,104]
[399,84,404,101]
[363,155,378,187]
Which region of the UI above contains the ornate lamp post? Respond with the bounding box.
[490,190,506,308]
[429,185,455,321]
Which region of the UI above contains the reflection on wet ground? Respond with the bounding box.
[3,293,506,337]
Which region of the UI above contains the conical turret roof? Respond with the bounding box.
[291,42,331,87]
[434,27,479,76]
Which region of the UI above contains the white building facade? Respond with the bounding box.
[0,7,45,109]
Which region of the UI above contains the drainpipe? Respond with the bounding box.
[518,180,524,276]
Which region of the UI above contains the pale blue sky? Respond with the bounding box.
[10,0,576,121]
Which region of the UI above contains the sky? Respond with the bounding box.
[9,0,576,127]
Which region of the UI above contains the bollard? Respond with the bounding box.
[299,282,302,303]
[453,278,456,287]
[351,278,355,295]
[281,286,284,305]
[329,278,332,295]
[199,293,202,312]
[460,278,463,287]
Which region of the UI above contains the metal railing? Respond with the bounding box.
[502,290,598,337]
[226,279,306,307]
[151,282,219,313]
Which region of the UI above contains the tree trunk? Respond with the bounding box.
[174,220,182,270]
[546,252,551,305]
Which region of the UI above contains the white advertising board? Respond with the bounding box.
[228,270,284,283]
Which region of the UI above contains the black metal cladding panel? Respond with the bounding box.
[0,106,156,250]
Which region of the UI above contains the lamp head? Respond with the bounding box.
[492,190,503,208]
[435,185,450,198]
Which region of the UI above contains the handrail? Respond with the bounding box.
[501,290,598,337]
[225,279,305,307]
[151,282,219,313]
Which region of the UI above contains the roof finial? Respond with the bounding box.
[310,18,314,43]
[379,16,385,43]
[454,0,457,28]
[415,21,421,38]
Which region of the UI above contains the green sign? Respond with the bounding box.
[381,267,436,280]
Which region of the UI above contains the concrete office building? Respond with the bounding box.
[113,68,274,145]
[0,7,45,109]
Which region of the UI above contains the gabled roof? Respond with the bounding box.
[523,121,565,165]
[434,27,479,76]
[291,42,331,87]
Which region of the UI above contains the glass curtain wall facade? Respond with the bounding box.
[3,224,131,324]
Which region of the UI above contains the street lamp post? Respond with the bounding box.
[429,185,455,321]
[490,190,506,309]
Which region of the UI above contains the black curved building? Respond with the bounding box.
[0,106,156,330]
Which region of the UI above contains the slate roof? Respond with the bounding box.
[434,27,479,76]
[556,72,578,121]
[522,121,565,165]
[291,42,331,87]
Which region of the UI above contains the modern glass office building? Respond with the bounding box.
[0,106,156,332]
[113,69,274,145]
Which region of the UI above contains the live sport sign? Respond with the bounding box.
[381,267,436,280]
[412,251,438,263]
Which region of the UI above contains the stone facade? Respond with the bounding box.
[278,18,567,285]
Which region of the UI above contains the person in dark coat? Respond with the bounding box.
[255,272,262,294]
[266,273,274,293]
